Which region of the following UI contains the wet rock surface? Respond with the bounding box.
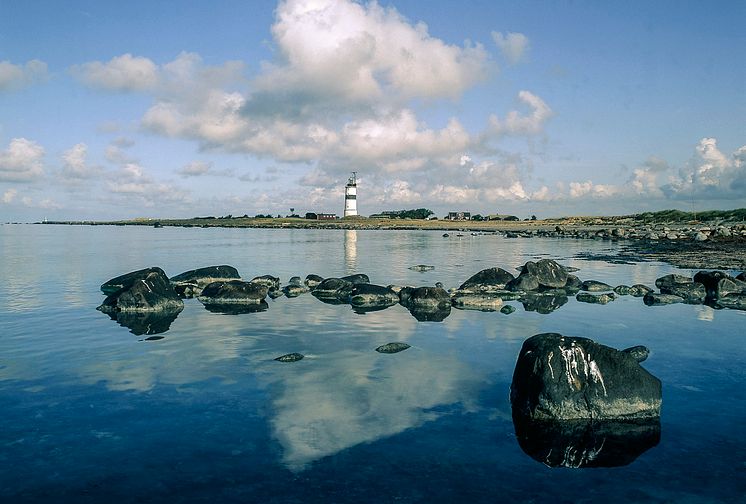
[643,292,684,306]
[576,292,615,304]
[275,353,304,362]
[457,267,515,293]
[198,280,269,305]
[169,265,240,298]
[510,333,662,421]
[100,267,167,295]
[375,342,411,354]
[349,284,399,308]
[98,268,183,314]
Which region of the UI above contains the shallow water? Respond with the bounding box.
[0,225,744,503]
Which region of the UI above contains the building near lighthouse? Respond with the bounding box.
[344,172,358,217]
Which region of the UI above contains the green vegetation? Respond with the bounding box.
[373,208,434,219]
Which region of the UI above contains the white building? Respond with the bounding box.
[344,172,358,217]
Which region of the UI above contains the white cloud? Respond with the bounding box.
[61,143,101,179]
[177,160,233,178]
[71,53,158,92]
[489,90,553,136]
[2,189,17,204]
[0,59,48,91]
[491,31,529,64]
[0,138,45,182]
[106,162,189,206]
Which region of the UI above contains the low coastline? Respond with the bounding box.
[33,212,746,270]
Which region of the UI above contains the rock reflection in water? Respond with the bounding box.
[408,306,451,322]
[512,412,661,468]
[520,292,568,314]
[103,308,182,336]
[202,300,269,315]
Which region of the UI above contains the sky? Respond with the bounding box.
[1,0,744,221]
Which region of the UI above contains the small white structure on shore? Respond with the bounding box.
[344,172,358,217]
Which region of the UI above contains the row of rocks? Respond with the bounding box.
[504,223,746,243]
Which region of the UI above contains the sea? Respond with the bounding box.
[0,224,744,503]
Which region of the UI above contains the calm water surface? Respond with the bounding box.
[0,225,744,503]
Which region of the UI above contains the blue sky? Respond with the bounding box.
[1,0,744,221]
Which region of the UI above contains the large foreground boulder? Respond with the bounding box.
[457,267,515,293]
[197,280,268,305]
[98,268,183,314]
[169,265,240,297]
[510,333,661,421]
[403,286,452,322]
[521,259,569,289]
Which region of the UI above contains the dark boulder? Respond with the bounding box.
[283,284,310,298]
[100,267,166,295]
[312,277,354,300]
[249,275,280,291]
[375,342,411,354]
[643,292,684,306]
[288,276,302,285]
[405,286,451,310]
[304,274,324,288]
[170,265,240,291]
[613,285,632,296]
[98,269,183,314]
[507,274,540,292]
[457,267,515,293]
[340,273,370,285]
[576,292,615,305]
[500,305,516,314]
[737,272,746,282]
[198,280,268,305]
[715,294,746,310]
[275,353,304,362]
[660,282,706,304]
[564,274,583,292]
[349,284,399,308]
[629,284,653,297]
[693,271,746,299]
[581,280,613,292]
[513,415,660,468]
[451,294,504,312]
[203,300,269,315]
[510,333,662,421]
[522,259,569,288]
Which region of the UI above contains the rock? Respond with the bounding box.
[581,280,613,292]
[451,294,504,312]
[520,292,568,314]
[375,342,411,354]
[249,275,280,290]
[312,277,354,300]
[288,276,302,285]
[304,274,324,288]
[349,284,399,308]
[98,269,184,314]
[198,280,269,305]
[512,415,660,468]
[654,274,693,290]
[613,285,632,296]
[500,305,516,314]
[693,271,746,299]
[283,284,310,297]
[564,274,583,291]
[442,233,449,237]
[275,353,304,362]
[576,292,615,304]
[643,292,684,306]
[660,282,706,304]
[715,294,746,310]
[694,232,709,242]
[405,286,451,310]
[737,272,746,282]
[267,288,284,299]
[629,284,653,297]
[169,265,240,297]
[457,267,515,293]
[507,274,540,292]
[510,333,662,421]
[100,266,167,295]
[340,273,370,284]
[622,345,650,363]
[409,264,435,272]
[521,259,569,288]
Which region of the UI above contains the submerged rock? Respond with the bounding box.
[349,284,399,308]
[643,292,684,306]
[451,294,504,312]
[500,305,516,315]
[409,264,435,272]
[100,266,166,295]
[198,280,269,305]
[576,292,615,305]
[457,267,515,293]
[98,269,184,314]
[513,415,660,468]
[275,353,304,362]
[375,342,411,354]
[510,333,662,421]
[581,280,613,292]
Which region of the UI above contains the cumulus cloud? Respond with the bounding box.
[662,137,746,200]
[106,162,189,206]
[491,31,529,64]
[71,53,158,92]
[0,59,48,91]
[2,188,17,204]
[0,138,45,182]
[177,160,233,178]
[61,143,102,180]
[489,90,553,136]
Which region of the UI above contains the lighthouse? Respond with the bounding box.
[344,172,358,217]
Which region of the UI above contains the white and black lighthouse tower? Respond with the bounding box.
[344,172,358,217]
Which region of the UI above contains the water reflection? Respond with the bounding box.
[202,300,269,315]
[520,292,568,314]
[344,229,357,274]
[103,308,183,336]
[512,413,661,468]
[408,306,451,322]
